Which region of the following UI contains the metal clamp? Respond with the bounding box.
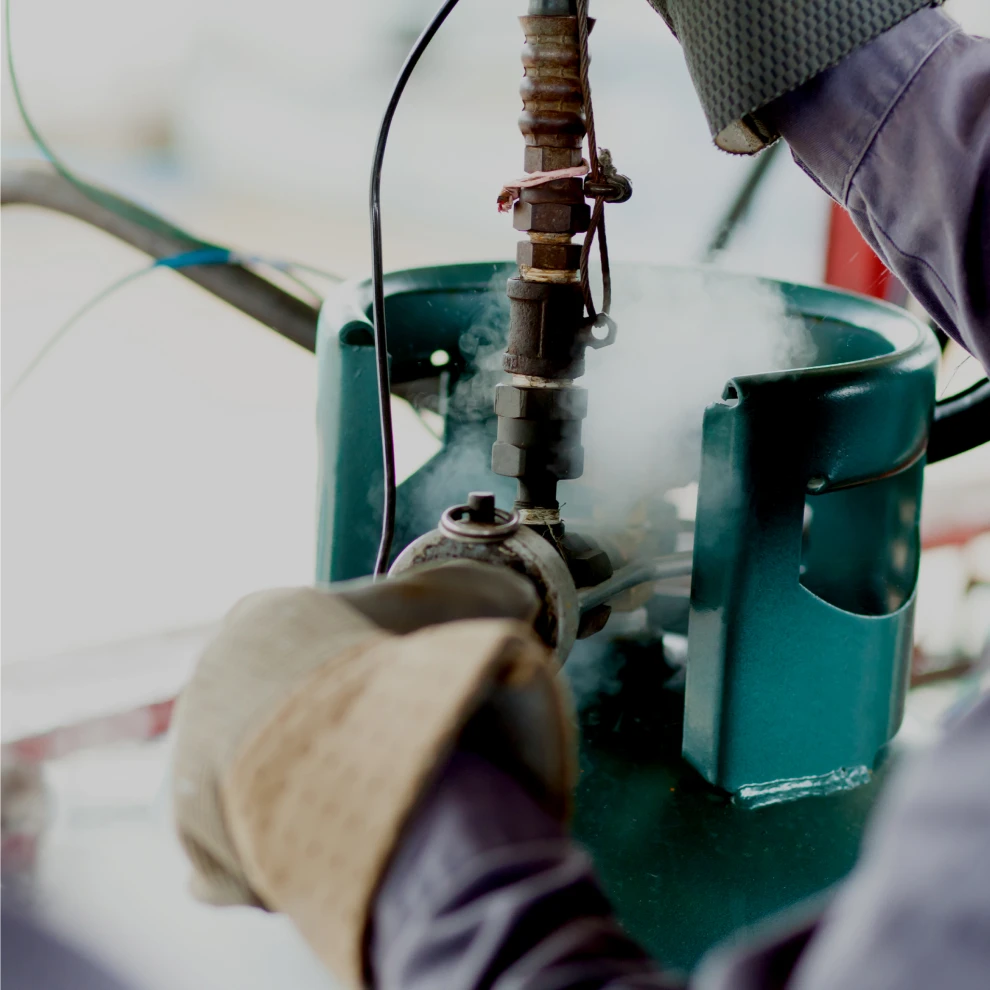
[583,150,632,204]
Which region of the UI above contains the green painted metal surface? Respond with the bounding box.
[316,262,517,582]
[315,262,939,970]
[571,651,890,972]
[684,286,939,794]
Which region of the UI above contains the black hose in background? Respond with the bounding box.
[2,162,321,353]
[928,378,990,463]
[703,141,782,263]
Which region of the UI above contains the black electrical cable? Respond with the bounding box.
[370,0,462,577]
[702,140,782,262]
[928,378,990,463]
[3,162,323,352]
[5,0,227,265]
[5,1,326,353]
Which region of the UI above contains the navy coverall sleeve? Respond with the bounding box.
[370,695,990,990]
[764,7,990,368]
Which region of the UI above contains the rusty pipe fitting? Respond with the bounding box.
[495,6,592,520]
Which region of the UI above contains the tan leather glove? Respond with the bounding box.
[171,562,576,988]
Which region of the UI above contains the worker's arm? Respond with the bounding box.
[169,563,578,988]
[368,692,990,990]
[647,1,989,365]
[370,748,676,990]
[171,565,989,990]
[761,8,990,367]
[784,690,990,990]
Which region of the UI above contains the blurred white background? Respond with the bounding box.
[4,0,988,661]
[2,1,989,987]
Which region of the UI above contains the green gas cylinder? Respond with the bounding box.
[315,262,941,970]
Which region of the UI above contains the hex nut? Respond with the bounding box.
[513,201,590,234]
[494,383,588,421]
[524,146,584,173]
[520,178,586,204]
[491,441,528,478]
[491,441,583,481]
[564,543,611,587]
[517,240,583,270]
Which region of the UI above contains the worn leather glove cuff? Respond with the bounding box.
[647,0,945,153]
[171,568,571,987]
[220,619,574,988]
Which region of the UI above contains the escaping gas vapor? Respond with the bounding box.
[572,266,813,526]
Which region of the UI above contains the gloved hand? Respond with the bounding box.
[645,0,944,153]
[171,561,575,988]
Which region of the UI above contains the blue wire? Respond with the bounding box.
[153,248,232,269]
[6,249,251,406]
[3,246,345,407]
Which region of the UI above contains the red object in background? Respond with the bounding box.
[824,202,902,301]
[4,698,176,766]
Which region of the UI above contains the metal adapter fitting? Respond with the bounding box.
[503,278,586,380]
[390,492,580,660]
[492,381,588,511]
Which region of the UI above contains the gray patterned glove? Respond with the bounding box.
[646,0,944,153]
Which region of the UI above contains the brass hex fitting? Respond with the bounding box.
[517,239,583,271]
[513,200,591,234]
[524,147,584,172]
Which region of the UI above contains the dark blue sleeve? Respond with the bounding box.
[696,692,990,990]
[369,749,677,990]
[1,906,131,990]
[762,8,990,370]
[371,692,990,990]
[787,691,990,990]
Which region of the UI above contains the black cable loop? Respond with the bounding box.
[575,0,599,182]
[928,377,990,462]
[369,0,462,577]
[575,0,612,330]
